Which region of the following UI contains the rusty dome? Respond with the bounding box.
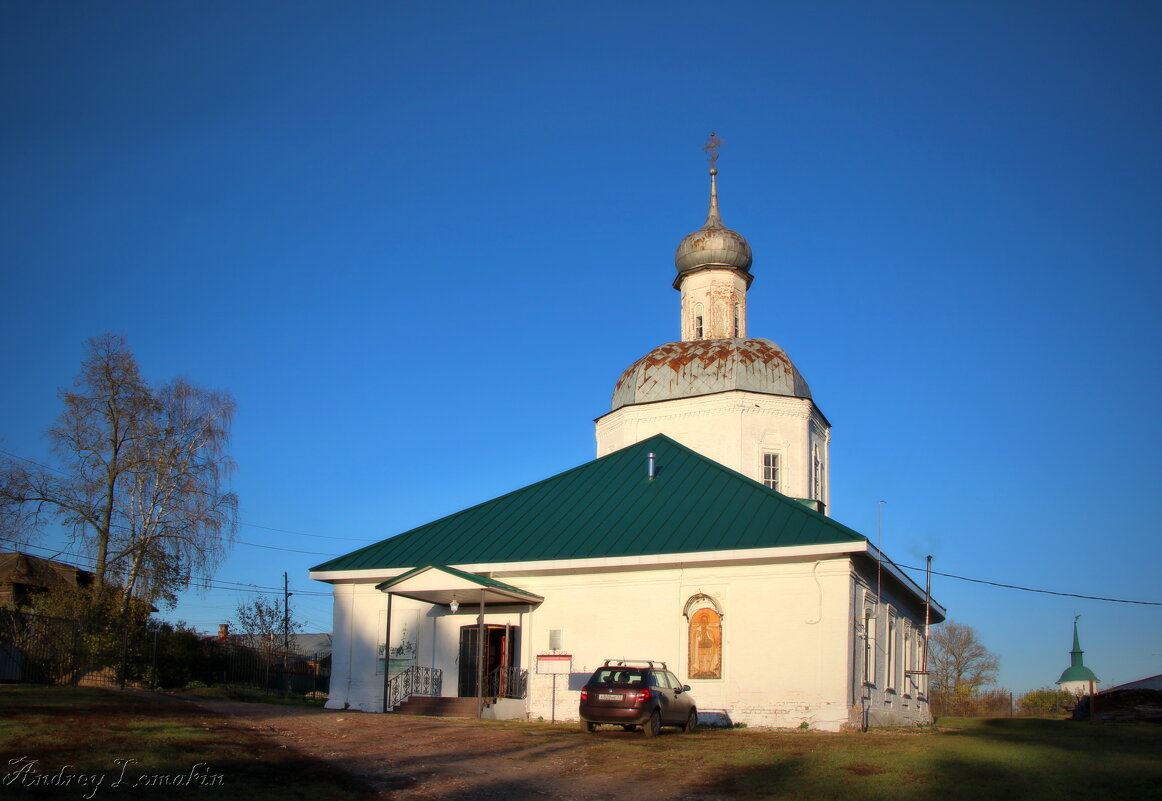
[610,338,812,412]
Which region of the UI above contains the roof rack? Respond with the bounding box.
[602,659,668,670]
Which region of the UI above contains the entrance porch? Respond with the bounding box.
[375,564,542,717]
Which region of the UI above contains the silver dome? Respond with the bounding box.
[674,168,753,278]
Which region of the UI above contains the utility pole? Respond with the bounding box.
[283,572,293,692]
[283,572,292,654]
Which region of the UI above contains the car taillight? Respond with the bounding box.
[635,688,651,705]
[580,687,588,701]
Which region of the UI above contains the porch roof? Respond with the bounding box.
[375,564,544,607]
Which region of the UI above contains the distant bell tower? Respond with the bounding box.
[597,134,832,514]
[1056,617,1099,696]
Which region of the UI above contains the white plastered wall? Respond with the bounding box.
[327,581,528,713]
[595,391,831,511]
[322,554,929,731]
[679,269,749,340]
[848,560,934,728]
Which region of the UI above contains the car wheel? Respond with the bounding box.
[643,710,661,738]
[580,720,597,733]
[682,710,697,733]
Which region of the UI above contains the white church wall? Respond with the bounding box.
[849,562,934,728]
[679,269,749,340]
[327,548,869,718]
[327,582,387,712]
[324,556,932,729]
[497,557,859,731]
[596,391,824,507]
[327,582,528,712]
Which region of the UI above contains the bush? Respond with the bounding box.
[1018,687,1077,716]
[932,688,1013,718]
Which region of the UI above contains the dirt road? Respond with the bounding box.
[188,699,727,801]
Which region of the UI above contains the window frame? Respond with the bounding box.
[761,451,780,491]
[863,594,878,687]
[886,610,898,692]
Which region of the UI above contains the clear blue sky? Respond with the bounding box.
[2,1,1159,696]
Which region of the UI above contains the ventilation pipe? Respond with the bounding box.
[647,452,656,479]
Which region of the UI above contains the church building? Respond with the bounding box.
[310,143,944,731]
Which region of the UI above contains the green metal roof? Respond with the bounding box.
[311,434,866,574]
[375,564,544,603]
[1057,665,1098,684]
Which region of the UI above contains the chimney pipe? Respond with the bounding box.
[647,452,656,479]
[218,623,229,643]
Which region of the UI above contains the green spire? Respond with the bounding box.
[1057,617,1098,685]
[1070,619,1084,667]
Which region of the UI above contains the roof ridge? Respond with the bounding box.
[311,433,864,573]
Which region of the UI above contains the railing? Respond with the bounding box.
[487,665,529,700]
[386,665,443,709]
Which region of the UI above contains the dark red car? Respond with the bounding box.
[578,660,697,736]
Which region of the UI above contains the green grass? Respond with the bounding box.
[0,685,374,800]
[174,684,326,706]
[582,717,1162,801]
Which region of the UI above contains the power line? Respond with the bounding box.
[0,448,66,475]
[10,443,1157,609]
[897,562,1162,606]
[0,537,331,597]
[235,539,339,557]
[241,522,370,542]
[1,448,373,546]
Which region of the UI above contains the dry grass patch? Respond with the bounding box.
[0,685,376,800]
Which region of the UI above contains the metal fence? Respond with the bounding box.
[0,609,329,695]
[931,690,1014,718]
[0,609,83,684]
[201,643,330,695]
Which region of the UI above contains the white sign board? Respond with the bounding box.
[536,654,573,674]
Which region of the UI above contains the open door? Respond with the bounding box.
[458,624,518,698]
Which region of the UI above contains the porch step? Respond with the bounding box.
[390,696,486,718]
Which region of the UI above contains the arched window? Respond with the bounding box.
[863,592,878,686]
[685,594,722,680]
[693,303,704,339]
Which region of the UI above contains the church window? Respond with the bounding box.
[903,626,913,697]
[863,595,877,686]
[694,303,704,339]
[812,445,823,500]
[733,303,740,337]
[886,612,897,691]
[762,452,779,491]
[917,633,928,698]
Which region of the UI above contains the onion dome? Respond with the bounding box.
[611,338,812,412]
[674,168,753,279]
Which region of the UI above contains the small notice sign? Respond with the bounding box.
[536,654,573,674]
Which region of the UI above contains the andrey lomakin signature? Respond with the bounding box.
[2,756,224,798]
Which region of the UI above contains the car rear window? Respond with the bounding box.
[589,668,646,686]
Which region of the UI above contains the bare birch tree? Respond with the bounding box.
[0,333,238,607]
